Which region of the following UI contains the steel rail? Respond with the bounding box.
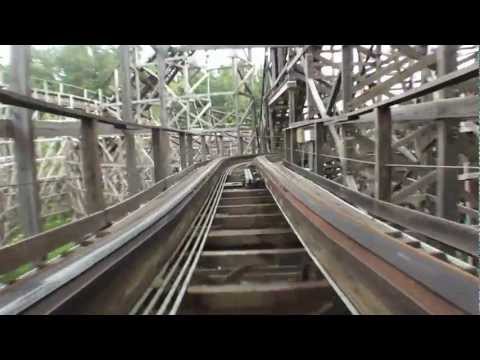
[167,163,249,314]
[138,170,224,315]
[157,169,228,314]
[128,183,218,314]
[255,156,478,314]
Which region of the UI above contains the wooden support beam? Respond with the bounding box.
[288,87,296,125]
[436,45,459,221]
[314,122,324,174]
[237,128,243,155]
[375,106,392,201]
[346,63,478,119]
[119,45,141,195]
[326,72,341,116]
[391,170,437,203]
[349,54,437,108]
[268,80,297,106]
[304,52,315,119]
[152,129,170,183]
[268,109,275,152]
[186,134,194,166]
[179,133,187,169]
[200,135,207,161]
[218,135,224,157]
[391,45,438,72]
[285,129,292,162]
[80,119,106,214]
[9,45,41,236]
[341,46,353,112]
[307,79,327,118]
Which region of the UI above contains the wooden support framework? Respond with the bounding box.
[119,45,141,195]
[9,45,41,236]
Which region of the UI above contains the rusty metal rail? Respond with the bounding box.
[254,156,478,315]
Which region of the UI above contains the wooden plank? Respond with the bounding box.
[375,107,392,201]
[198,248,308,268]
[80,119,106,214]
[181,280,334,314]
[9,45,41,236]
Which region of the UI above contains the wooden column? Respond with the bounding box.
[314,122,324,174]
[237,128,243,155]
[284,129,291,162]
[218,135,224,157]
[288,89,296,126]
[119,45,141,195]
[200,135,207,161]
[341,45,354,112]
[186,134,194,166]
[10,45,41,236]
[154,45,171,178]
[436,45,458,221]
[80,119,106,214]
[375,106,392,201]
[416,45,433,102]
[304,52,315,119]
[291,128,298,165]
[179,133,187,170]
[152,129,170,183]
[268,108,275,152]
[270,48,278,82]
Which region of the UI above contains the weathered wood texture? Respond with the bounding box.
[9,45,41,236]
[80,120,106,214]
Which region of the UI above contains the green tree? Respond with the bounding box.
[2,45,119,96]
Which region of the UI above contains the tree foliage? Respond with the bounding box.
[1,45,119,96]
